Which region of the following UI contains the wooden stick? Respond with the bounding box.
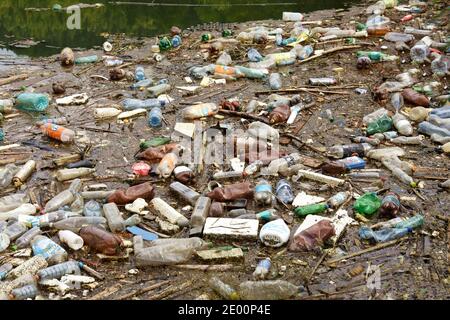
[170,264,237,271]
[148,280,192,300]
[255,87,350,96]
[116,280,171,300]
[325,238,403,266]
[81,264,105,280]
[88,284,122,300]
[297,45,361,64]
[0,74,28,86]
[218,109,269,123]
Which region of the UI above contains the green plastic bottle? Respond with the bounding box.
[294,203,329,217]
[201,33,213,42]
[356,23,367,31]
[394,214,424,229]
[75,55,98,64]
[356,51,398,62]
[139,136,171,150]
[353,193,381,216]
[222,29,233,37]
[15,93,49,112]
[0,128,4,142]
[366,114,393,135]
[159,37,172,51]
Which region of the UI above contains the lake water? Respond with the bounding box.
[0,0,361,57]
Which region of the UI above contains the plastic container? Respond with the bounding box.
[83,200,103,217]
[15,227,42,249]
[269,73,282,90]
[209,277,239,300]
[41,124,75,143]
[75,55,98,64]
[148,106,163,128]
[146,84,171,98]
[418,121,450,137]
[55,168,95,181]
[51,216,107,233]
[15,93,49,112]
[135,66,146,81]
[378,192,400,218]
[169,181,200,206]
[4,221,27,241]
[294,203,329,217]
[123,98,165,111]
[103,203,126,233]
[0,164,19,189]
[58,230,84,250]
[182,103,218,119]
[253,258,271,280]
[259,219,290,247]
[275,179,294,204]
[151,197,189,227]
[37,261,81,281]
[248,121,279,141]
[294,45,314,60]
[10,284,39,300]
[31,235,68,265]
[359,226,410,242]
[254,179,272,205]
[239,280,298,300]
[353,193,381,216]
[328,191,351,208]
[384,32,414,43]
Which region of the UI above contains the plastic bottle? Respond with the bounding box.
[190,197,211,228]
[0,98,15,114]
[4,221,27,241]
[356,51,397,61]
[259,219,290,247]
[55,168,95,182]
[405,106,431,122]
[239,280,298,300]
[366,15,390,28]
[209,277,240,300]
[431,56,448,77]
[267,153,301,176]
[253,258,271,280]
[254,179,272,205]
[15,227,42,249]
[148,106,163,128]
[248,48,263,62]
[328,191,350,208]
[74,55,98,64]
[122,98,165,111]
[359,226,410,242]
[247,121,279,142]
[134,236,206,266]
[243,160,264,176]
[339,156,366,170]
[366,114,393,135]
[410,44,429,63]
[418,121,450,137]
[104,59,123,67]
[79,226,123,255]
[0,164,19,189]
[0,263,13,280]
[402,88,430,107]
[430,105,450,118]
[182,103,218,119]
[14,93,49,113]
[0,233,9,252]
[392,113,413,136]
[31,235,68,265]
[391,92,404,113]
[328,143,372,159]
[151,197,189,227]
[294,45,314,60]
[378,192,400,218]
[384,32,414,43]
[58,230,84,250]
[169,182,200,206]
[83,200,103,217]
[40,123,75,143]
[102,203,125,233]
[37,261,81,281]
[294,203,329,217]
[429,115,450,131]
[146,83,171,98]
[51,216,107,233]
[10,284,39,300]
[275,179,294,204]
[391,135,423,145]
[216,52,232,66]
[269,73,282,90]
[157,149,180,178]
[394,214,423,229]
[135,66,146,81]
[363,108,390,124]
[353,193,381,216]
[171,35,182,48]
[0,204,37,222]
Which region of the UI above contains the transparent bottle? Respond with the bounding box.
[44,179,82,213]
[102,203,126,233]
[269,73,282,90]
[31,235,68,265]
[418,121,450,137]
[15,227,42,249]
[148,106,163,128]
[392,113,413,136]
[267,153,301,176]
[275,179,294,204]
[123,98,164,111]
[254,179,273,205]
[10,284,39,300]
[83,200,103,217]
[135,66,146,81]
[253,258,271,280]
[428,114,450,131]
[0,164,19,189]
[4,221,27,241]
[146,83,171,98]
[150,197,189,227]
[190,196,211,228]
[410,44,429,63]
[37,260,81,281]
[328,191,350,208]
[243,160,264,176]
[209,277,240,300]
[359,226,410,242]
[239,280,298,300]
[0,263,13,280]
[50,216,107,233]
[328,143,372,159]
[182,103,218,119]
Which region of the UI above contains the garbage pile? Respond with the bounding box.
[0,0,449,300]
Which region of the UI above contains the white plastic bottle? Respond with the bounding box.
[151,197,189,227]
[392,113,413,136]
[58,230,84,250]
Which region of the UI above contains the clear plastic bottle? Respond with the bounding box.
[0,263,13,280]
[359,226,410,242]
[267,153,301,176]
[384,32,414,43]
[391,166,416,187]
[31,235,68,265]
[135,66,146,81]
[239,280,298,300]
[430,105,450,118]
[248,48,263,62]
[254,179,273,205]
[0,164,19,189]
[4,221,27,241]
[366,15,390,28]
[328,143,372,159]
[150,197,189,227]
[102,203,126,233]
[190,196,211,228]
[431,56,448,77]
[182,103,218,119]
[209,277,239,300]
[294,45,314,60]
[169,181,200,206]
[40,123,75,143]
[328,191,350,208]
[247,121,280,141]
[428,114,450,131]
[0,233,9,252]
[146,83,171,98]
[134,236,206,266]
[394,214,423,229]
[55,168,95,182]
[148,106,163,128]
[410,44,429,63]
[243,160,264,176]
[216,52,232,66]
[275,179,294,204]
[10,284,39,300]
[391,92,404,113]
[123,98,165,111]
[391,135,424,145]
[14,93,49,112]
[83,200,103,217]
[37,261,81,281]
[50,216,107,233]
[253,258,271,280]
[269,73,282,90]
[418,121,450,137]
[15,227,42,249]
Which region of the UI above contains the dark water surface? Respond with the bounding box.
[0,0,361,57]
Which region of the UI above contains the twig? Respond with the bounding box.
[297,45,361,64]
[116,280,171,300]
[170,264,237,271]
[0,74,28,86]
[255,87,350,96]
[218,109,269,123]
[148,280,192,300]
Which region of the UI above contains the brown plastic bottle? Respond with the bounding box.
[367,26,390,36]
[79,226,123,256]
[174,166,195,184]
[209,201,226,217]
[135,143,179,162]
[402,88,430,107]
[246,149,286,164]
[378,192,400,218]
[269,105,291,124]
[321,161,347,175]
[107,182,155,205]
[288,220,335,251]
[206,182,254,202]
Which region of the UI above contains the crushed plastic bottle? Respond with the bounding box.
[275,179,294,204]
[353,193,381,216]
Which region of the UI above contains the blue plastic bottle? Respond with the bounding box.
[275,179,294,204]
[135,66,146,81]
[359,226,411,242]
[131,79,153,90]
[418,121,450,137]
[171,35,182,48]
[148,107,163,128]
[430,104,450,119]
[248,48,263,62]
[123,98,165,110]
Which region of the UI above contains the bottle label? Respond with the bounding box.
[255,184,272,193]
[338,156,366,170]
